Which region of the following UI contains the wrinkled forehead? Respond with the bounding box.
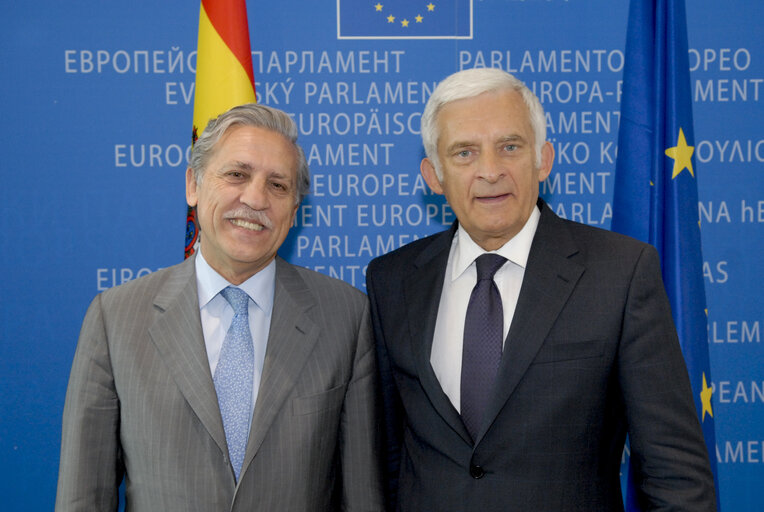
[435,89,534,144]
[211,125,299,171]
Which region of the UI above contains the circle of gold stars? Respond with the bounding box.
[374,2,435,28]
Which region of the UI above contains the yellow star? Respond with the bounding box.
[387,14,395,23]
[700,372,714,421]
[401,19,409,27]
[665,127,695,179]
[415,14,423,23]
[375,3,383,12]
[427,3,435,11]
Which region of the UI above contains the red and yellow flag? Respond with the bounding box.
[186,0,256,258]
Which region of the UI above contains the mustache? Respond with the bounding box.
[224,208,273,230]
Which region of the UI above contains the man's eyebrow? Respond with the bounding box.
[445,134,527,153]
[445,140,477,153]
[267,170,291,181]
[497,134,527,143]
[218,160,254,172]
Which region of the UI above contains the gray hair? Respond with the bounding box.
[189,103,310,205]
[421,68,546,179]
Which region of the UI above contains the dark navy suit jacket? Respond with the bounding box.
[366,199,715,511]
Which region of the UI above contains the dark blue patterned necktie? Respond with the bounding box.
[461,253,507,441]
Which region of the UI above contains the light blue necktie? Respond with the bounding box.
[214,286,254,481]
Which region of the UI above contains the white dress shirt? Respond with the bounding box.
[195,250,275,418]
[430,206,540,413]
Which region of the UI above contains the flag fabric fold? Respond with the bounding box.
[186,0,256,258]
[612,0,719,509]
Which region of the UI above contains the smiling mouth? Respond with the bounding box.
[230,218,266,231]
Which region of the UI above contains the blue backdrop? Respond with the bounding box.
[1,1,761,509]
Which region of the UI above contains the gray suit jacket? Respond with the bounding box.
[56,256,383,511]
[366,200,715,511]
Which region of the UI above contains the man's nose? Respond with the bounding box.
[477,152,505,183]
[240,178,269,210]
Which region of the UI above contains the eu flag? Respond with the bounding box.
[337,0,472,40]
[612,0,719,509]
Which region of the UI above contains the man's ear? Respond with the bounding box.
[421,158,444,195]
[289,201,299,226]
[537,141,554,183]
[186,167,198,207]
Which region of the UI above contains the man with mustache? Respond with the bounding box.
[366,68,715,511]
[57,104,383,511]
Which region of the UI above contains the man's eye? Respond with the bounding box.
[457,150,471,158]
[503,144,517,152]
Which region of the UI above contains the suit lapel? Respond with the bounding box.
[242,257,320,468]
[404,225,472,444]
[147,257,228,456]
[478,202,585,443]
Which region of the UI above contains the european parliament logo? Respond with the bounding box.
[337,1,473,40]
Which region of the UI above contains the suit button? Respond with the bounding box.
[469,464,485,479]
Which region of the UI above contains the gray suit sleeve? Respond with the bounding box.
[618,245,716,510]
[340,299,385,512]
[56,295,123,511]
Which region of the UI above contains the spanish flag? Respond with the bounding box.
[186,0,256,258]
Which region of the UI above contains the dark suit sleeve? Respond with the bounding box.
[340,299,385,512]
[617,245,716,511]
[366,265,403,512]
[56,295,123,511]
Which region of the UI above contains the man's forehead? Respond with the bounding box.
[440,88,524,112]
[437,91,533,141]
[210,127,297,168]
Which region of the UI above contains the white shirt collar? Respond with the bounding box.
[451,204,541,281]
[194,250,276,315]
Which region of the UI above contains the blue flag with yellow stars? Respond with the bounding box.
[337,1,472,39]
[612,0,719,509]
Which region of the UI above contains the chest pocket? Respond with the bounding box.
[292,384,346,416]
[531,339,605,364]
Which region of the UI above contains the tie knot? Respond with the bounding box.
[475,253,507,281]
[221,286,249,316]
